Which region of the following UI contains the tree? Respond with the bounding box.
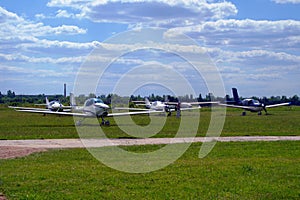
[7,90,15,98]
[291,95,299,105]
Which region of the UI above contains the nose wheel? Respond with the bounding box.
[101,118,110,126]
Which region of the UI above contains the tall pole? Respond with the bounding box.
[64,83,66,98]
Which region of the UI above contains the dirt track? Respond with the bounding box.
[1,136,300,159]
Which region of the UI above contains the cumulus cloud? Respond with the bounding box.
[0,6,90,66]
[208,48,300,66]
[0,6,22,22]
[168,19,300,52]
[0,52,85,64]
[0,6,86,37]
[47,0,238,27]
[1,1,300,95]
[271,0,300,4]
[0,64,74,77]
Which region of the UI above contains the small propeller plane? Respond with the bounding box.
[9,94,164,126]
[9,97,72,112]
[219,88,291,115]
[36,97,72,111]
[115,97,218,116]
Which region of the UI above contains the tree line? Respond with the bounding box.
[0,90,299,106]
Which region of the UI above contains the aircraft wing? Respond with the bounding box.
[114,106,201,112]
[218,103,254,110]
[14,108,163,117]
[108,110,164,117]
[192,101,219,105]
[8,106,49,111]
[131,101,146,103]
[180,107,201,111]
[14,109,89,117]
[61,106,72,109]
[265,102,291,108]
[113,107,149,111]
[166,101,219,105]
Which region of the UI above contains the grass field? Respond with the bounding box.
[0,106,299,139]
[1,105,300,199]
[0,142,299,199]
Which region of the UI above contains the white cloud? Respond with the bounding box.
[169,19,300,52]
[47,0,238,27]
[0,64,74,77]
[56,9,75,18]
[208,48,300,66]
[271,0,300,4]
[0,6,86,38]
[0,53,85,64]
[1,1,300,96]
[0,6,91,67]
[0,6,22,22]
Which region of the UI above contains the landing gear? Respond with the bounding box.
[242,111,246,116]
[258,111,262,115]
[100,117,110,126]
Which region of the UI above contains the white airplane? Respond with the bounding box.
[115,98,175,116]
[116,97,217,116]
[219,88,291,115]
[36,97,72,111]
[9,94,163,126]
[9,97,71,112]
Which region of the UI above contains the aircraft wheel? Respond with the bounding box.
[242,111,246,116]
[105,121,110,126]
[101,120,110,126]
[258,111,262,115]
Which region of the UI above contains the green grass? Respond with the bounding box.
[1,106,300,139]
[1,141,299,199]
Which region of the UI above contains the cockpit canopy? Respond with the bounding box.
[242,99,260,106]
[84,98,104,107]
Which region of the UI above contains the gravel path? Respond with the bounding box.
[1,136,300,159]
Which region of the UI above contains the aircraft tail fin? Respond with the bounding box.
[232,88,240,104]
[145,97,151,108]
[70,93,76,107]
[45,97,50,108]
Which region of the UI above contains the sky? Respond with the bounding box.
[0,0,300,98]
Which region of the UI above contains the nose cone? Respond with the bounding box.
[52,103,60,108]
[95,103,110,109]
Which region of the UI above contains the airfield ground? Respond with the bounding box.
[1,136,300,159]
[0,106,299,199]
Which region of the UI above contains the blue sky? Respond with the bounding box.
[0,0,299,97]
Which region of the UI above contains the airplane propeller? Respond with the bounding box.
[262,103,268,114]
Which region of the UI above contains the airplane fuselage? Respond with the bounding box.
[48,101,64,111]
[240,99,264,112]
[147,101,168,111]
[74,98,110,118]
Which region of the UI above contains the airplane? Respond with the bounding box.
[115,97,218,116]
[219,88,291,115]
[9,94,164,126]
[36,97,72,111]
[9,97,71,112]
[115,98,176,116]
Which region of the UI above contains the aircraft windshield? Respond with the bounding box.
[94,99,104,104]
[253,100,259,104]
